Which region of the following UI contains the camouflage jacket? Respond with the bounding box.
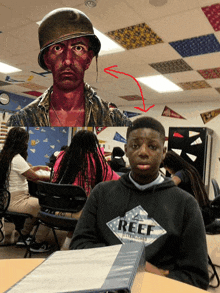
[7,83,131,127]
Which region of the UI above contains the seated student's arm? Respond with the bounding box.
[167,196,209,290]
[171,170,189,186]
[145,262,169,277]
[22,168,50,183]
[171,175,181,185]
[31,165,50,172]
[70,187,107,250]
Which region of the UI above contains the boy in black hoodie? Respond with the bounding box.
[70,117,209,290]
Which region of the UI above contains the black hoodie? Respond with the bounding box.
[70,173,209,290]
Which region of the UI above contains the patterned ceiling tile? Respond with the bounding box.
[23,91,43,97]
[202,4,220,32]
[149,59,193,74]
[119,95,144,101]
[215,88,220,94]
[17,82,47,91]
[0,80,12,87]
[178,80,211,90]
[107,23,163,50]
[169,34,220,57]
[198,68,220,79]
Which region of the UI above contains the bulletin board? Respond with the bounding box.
[27,127,69,166]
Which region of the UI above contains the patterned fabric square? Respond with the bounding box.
[202,4,220,32]
[0,80,12,87]
[150,59,192,74]
[198,68,220,79]
[178,80,211,90]
[107,23,163,50]
[169,34,220,57]
[119,95,143,101]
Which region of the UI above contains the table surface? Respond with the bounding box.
[0,258,207,293]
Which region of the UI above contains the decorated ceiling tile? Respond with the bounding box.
[17,82,47,91]
[119,95,143,101]
[149,59,193,74]
[178,80,211,90]
[169,34,220,57]
[107,23,163,50]
[202,3,220,32]
[198,67,220,79]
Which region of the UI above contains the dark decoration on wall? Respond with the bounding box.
[168,127,213,191]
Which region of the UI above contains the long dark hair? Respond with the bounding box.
[0,127,29,188]
[162,151,210,207]
[53,130,111,192]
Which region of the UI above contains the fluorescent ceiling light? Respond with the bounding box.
[0,62,21,74]
[137,75,183,93]
[36,21,125,56]
[94,28,125,56]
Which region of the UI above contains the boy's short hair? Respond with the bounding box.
[126,117,165,142]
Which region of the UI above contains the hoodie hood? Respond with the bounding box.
[117,173,176,219]
[119,172,175,193]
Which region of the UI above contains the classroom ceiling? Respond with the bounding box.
[1,0,220,109]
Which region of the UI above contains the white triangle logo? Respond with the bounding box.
[171,148,182,156]
[191,137,202,145]
[186,153,197,162]
[189,131,200,137]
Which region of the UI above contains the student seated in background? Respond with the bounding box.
[52,130,120,249]
[52,130,119,196]
[70,117,209,290]
[162,150,213,225]
[0,127,51,252]
[109,146,130,173]
[46,145,69,169]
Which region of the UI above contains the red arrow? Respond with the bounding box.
[104,65,155,113]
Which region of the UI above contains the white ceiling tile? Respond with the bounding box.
[205,79,220,88]
[125,0,201,21]
[164,71,204,83]
[185,52,220,69]
[7,23,39,45]
[82,0,142,32]
[132,43,181,62]
[0,5,31,32]
[148,8,214,43]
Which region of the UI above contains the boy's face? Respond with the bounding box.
[125,128,166,185]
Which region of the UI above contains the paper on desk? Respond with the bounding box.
[7,245,122,293]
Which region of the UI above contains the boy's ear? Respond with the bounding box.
[162,146,166,160]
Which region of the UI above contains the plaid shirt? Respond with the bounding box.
[7,83,131,127]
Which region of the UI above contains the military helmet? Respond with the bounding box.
[38,7,101,70]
